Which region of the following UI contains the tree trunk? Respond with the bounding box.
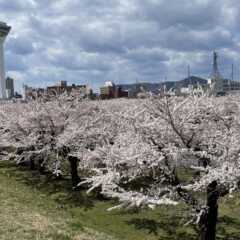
[200,181,219,240]
[38,158,46,174]
[30,158,35,170]
[68,155,81,188]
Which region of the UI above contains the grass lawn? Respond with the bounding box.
[0,162,239,240]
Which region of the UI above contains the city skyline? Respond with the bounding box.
[1,1,240,92]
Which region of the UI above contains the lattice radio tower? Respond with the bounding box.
[210,51,224,94]
[212,51,221,79]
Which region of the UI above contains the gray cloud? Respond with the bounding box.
[134,0,222,30]
[6,36,34,55]
[0,0,239,92]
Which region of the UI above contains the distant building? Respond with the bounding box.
[179,83,205,96]
[225,80,240,91]
[47,81,92,98]
[179,86,192,95]
[24,81,93,101]
[116,86,128,98]
[128,83,146,98]
[59,80,67,87]
[211,78,240,94]
[100,81,115,99]
[5,77,14,99]
[100,81,128,99]
[14,92,22,99]
[24,85,45,100]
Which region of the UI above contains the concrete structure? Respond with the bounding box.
[100,81,128,99]
[179,84,205,96]
[0,22,11,99]
[100,81,115,99]
[180,85,193,95]
[59,80,67,87]
[6,77,14,99]
[47,81,92,98]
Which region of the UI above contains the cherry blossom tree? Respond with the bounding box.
[1,94,240,239]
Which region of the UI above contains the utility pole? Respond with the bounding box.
[229,63,234,91]
[188,64,192,87]
[227,63,234,92]
[187,65,191,79]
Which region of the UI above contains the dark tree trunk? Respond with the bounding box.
[198,157,210,168]
[200,181,219,240]
[38,158,46,174]
[68,156,81,188]
[30,158,35,170]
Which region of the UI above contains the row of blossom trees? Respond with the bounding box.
[0,94,240,239]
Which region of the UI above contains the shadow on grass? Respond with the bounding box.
[126,217,196,240]
[217,215,240,240]
[0,161,96,210]
[218,215,240,227]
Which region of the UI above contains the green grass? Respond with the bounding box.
[0,162,239,240]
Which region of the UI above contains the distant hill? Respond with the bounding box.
[175,76,208,88]
[119,76,208,93]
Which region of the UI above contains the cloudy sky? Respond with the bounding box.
[0,0,240,92]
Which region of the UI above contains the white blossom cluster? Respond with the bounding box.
[0,94,240,210]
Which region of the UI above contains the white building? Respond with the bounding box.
[0,22,11,99]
